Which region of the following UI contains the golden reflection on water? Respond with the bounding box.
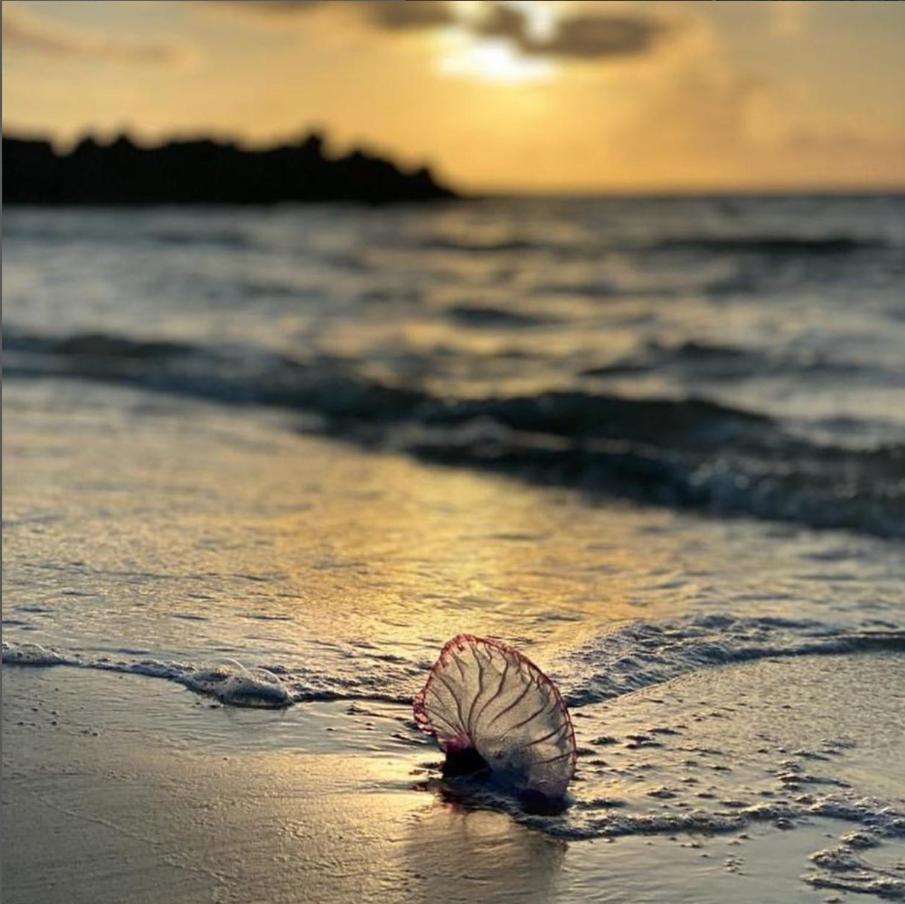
[265,442,682,655]
[401,800,566,904]
[6,380,862,678]
[4,382,689,668]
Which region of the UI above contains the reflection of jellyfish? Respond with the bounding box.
[414,634,576,805]
[402,799,567,904]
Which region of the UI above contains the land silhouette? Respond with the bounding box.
[2,132,456,205]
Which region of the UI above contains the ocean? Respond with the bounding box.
[4,194,905,901]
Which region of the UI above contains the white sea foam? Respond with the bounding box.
[4,613,903,712]
[1,641,69,666]
[558,614,905,706]
[5,619,904,898]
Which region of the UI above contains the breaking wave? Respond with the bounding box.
[652,235,888,255]
[6,328,905,538]
[4,613,902,711]
[555,613,905,707]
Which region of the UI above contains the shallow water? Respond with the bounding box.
[3,197,905,901]
[5,378,903,701]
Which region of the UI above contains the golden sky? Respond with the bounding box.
[4,0,905,191]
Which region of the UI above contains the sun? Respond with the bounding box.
[432,0,559,85]
[437,35,556,85]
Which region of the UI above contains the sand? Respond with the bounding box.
[1,667,564,904]
[5,655,903,904]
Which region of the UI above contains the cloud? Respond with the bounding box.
[2,3,195,66]
[201,0,327,15]
[365,1,459,31]
[784,124,905,159]
[767,1,810,38]
[200,0,457,29]
[537,13,667,60]
[202,0,672,62]
[601,10,790,169]
[474,3,669,60]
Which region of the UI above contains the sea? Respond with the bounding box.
[4,194,905,899]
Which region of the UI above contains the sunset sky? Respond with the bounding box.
[4,0,905,192]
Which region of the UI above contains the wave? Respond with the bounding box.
[556,613,905,707]
[0,641,418,708]
[581,340,870,382]
[416,237,545,254]
[4,614,902,712]
[3,219,264,251]
[444,305,552,328]
[6,328,905,537]
[530,279,624,298]
[413,234,891,259]
[652,236,888,255]
[515,793,905,845]
[4,330,430,421]
[148,228,259,250]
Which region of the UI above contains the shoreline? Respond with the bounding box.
[1,667,565,904]
[5,650,904,903]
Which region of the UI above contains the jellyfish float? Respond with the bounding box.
[414,634,576,804]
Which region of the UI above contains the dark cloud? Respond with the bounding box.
[202,1,671,61]
[366,1,458,31]
[475,4,669,60]
[202,0,329,14]
[524,13,668,60]
[2,4,192,65]
[201,0,452,26]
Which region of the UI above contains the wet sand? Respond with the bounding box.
[1,668,565,904]
[5,654,903,904]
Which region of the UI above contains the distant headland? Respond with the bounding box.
[2,132,457,205]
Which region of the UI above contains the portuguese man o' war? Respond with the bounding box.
[414,634,576,803]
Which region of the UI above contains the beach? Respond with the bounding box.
[5,368,905,902]
[5,634,904,903]
[3,196,905,901]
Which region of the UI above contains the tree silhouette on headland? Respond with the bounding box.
[2,131,456,205]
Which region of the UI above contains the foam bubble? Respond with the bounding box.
[186,664,292,708]
[1,641,70,666]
